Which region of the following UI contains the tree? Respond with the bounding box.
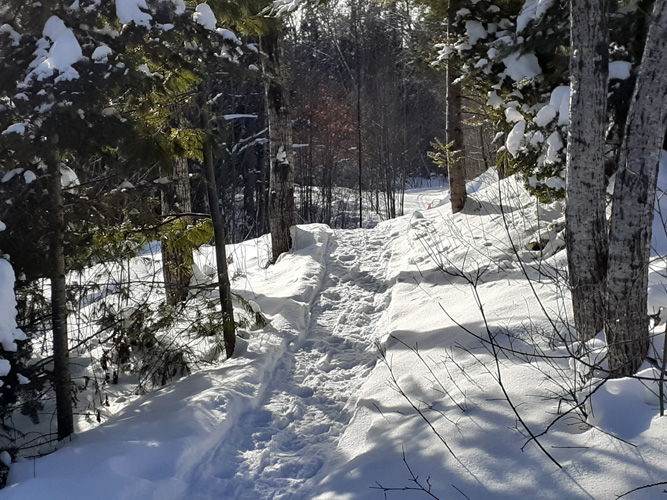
[605,0,667,376]
[565,0,609,341]
[201,108,236,359]
[446,74,467,214]
[0,0,250,438]
[160,158,194,305]
[261,25,296,262]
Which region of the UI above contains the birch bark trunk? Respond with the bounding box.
[565,0,609,341]
[606,0,667,376]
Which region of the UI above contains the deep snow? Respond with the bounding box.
[4,161,667,499]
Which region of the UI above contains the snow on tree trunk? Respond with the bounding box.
[161,157,193,305]
[261,30,295,263]
[48,156,74,440]
[565,0,609,342]
[447,76,466,214]
[606,0,667,376]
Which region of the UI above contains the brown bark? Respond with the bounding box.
[161,157,193,305]
[48,156,74,440]
[202,136,236,359]
[447,78,466,214]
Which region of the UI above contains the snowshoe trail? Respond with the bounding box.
[191,224,394,500]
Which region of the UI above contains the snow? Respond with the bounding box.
[1,168,24,184]
[549,85,571,126]
[545,130,564,163]
[115,0,152,27]
[61,164,80,188]
[1,124,27,136]
[487,90,503,108]
[91,45,112,62]
[24,16,83,84]
[517,0,555,33]
[610,60,632,80]
[504,107,523,123]
[530,130,545,145]
[193,4,217,31]
[465,20,488,46]
[506,119,526,156]
[0,259,26,356]
[502,51,542,81]
[222,114,257,121]
[0,24,21,46]
[216,29,240,44]
[23,171,36,184]
[5,162,667,500]
[534,103,557,126]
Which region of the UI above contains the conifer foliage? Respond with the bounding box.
[0,0,249,440]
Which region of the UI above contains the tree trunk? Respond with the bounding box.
[565,0,609,342]
[48,158,74,441]
[161,157,193,305]
[202,136,236,358]
[606,0,667,376]
[198,84,236,358]
[352,1,364,228]
[447,76,466,213]
[261,29,295,263]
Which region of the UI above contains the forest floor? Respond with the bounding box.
[5,161,667,499]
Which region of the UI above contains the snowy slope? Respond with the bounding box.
[5,167,667,500]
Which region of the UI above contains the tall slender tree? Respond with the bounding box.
[565,0,609,342]
[605,0,667,376]
[261,24,296,262]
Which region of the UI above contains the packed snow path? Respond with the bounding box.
[187,225,394,499]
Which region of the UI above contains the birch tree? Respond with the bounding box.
[605,0,667,376]
[565,0,609,341]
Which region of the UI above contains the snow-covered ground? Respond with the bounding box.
[4,161,667,499]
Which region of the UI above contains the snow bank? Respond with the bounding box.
[5,224,331,499]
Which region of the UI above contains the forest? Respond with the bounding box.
[0,0,667,498]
